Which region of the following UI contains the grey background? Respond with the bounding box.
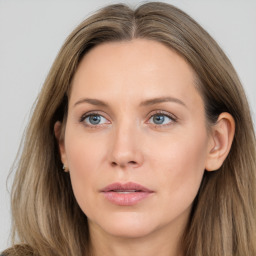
[0,0,255,251]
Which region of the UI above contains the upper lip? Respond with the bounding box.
[101,182,154,192]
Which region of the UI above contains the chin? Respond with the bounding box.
[103,223,155,239]
[91,211,157,239]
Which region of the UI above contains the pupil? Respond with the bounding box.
[153,115,164,124]
[89,115,101,124]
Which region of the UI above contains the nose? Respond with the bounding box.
[108,122,144,169]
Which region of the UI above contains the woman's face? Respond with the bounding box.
[59,39,214,239]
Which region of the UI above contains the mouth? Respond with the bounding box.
[101,182,154,206]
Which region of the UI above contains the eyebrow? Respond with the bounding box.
[73,96,187,108]
[74,98,108,108]
[140,96,187,108]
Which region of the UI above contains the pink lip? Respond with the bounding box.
[101,182,154,206]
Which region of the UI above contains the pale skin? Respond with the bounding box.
[55,39,235,256]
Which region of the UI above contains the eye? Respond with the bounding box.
[148,112,176,126]
[80,113,110,126]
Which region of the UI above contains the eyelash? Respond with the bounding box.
[146,110,177,127]
[79,111,109,128]
[79,110,177,128]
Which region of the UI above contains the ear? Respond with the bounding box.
[54,121,69,171]
[205,112,235,172]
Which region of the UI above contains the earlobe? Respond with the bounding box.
[54,121,69,171]
[205,112,235,172]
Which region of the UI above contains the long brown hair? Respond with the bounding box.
[4,2,256,256]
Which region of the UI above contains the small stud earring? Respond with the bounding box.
[63,164,68,172]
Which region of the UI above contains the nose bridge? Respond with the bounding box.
[109,116,143,168]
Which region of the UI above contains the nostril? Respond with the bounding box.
[111,162,118,167]
[110,161,138,167]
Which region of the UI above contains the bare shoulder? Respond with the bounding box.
[1,244,37,256]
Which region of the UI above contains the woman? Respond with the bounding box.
[2,2,256,256]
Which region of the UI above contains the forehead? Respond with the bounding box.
[70,39,202,109]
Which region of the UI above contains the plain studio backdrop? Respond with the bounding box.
[0,0,255,251]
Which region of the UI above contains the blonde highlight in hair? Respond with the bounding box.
[4,2,256,256]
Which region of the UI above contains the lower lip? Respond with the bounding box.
[102,191,153,206]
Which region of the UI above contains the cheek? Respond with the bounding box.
[66,139,99,174]
[65,123,108,174]
[148,128,208,206]
[64,129,106,211]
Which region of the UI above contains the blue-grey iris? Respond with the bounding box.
[153,115,165,124]
[89,115,101,125]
